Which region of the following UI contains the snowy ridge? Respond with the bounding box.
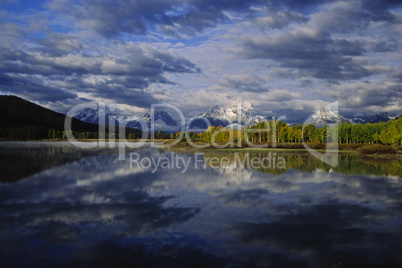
[288,112,396,126]
[306,109,349,125]
[72,108,181,132]
[73,106,398,132]
[192,103,266,129]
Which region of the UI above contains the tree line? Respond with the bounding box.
[173,116,402,146]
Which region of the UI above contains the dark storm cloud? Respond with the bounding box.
[270,0,335,11]
[0,35,199,107]
[239,0,401,82]
[46,0,268,37]
[1,41,199,77]
[357,88,400,107]
[151,49,201,73]
[37,33,82,57]
[254,10,308,30]
[44,74,161,108]
[370,40,399,53]
[0,21,26,44]
[49,0,374,39]
[221,74,267,93]
[0,72,78,102]
[0,1,202,108]
[339,83,402,113]
[90,85,159,108]
[361,0,402,13]
[241,34,373,81]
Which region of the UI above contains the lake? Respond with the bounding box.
[0,141,401,267]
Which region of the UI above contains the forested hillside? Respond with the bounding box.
[0,95,141,140]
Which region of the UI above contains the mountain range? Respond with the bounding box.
[72,103,397,132]
[289,110,396,126]
[347,113,396,124]
[72,103,269,132]
[0,95,397,135]
[188,104,266,130]
[72,108,180,132]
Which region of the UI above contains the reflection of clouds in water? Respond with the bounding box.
[147,167,254,197]
[76,166,146,187]
[0,151,203,266]
[143,153,402,267]
[127,153,401,267]
[212,170,402,220]
[236,200,402,267]
[0,149,402,267]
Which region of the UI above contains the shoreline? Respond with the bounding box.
[1,139,401,158]
[162,141,402,158]
[0,138,167,142]
[165,146,402,158]
[166,147,357,154]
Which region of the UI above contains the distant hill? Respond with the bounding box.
[0,95,141,140]
[0,95,99,131]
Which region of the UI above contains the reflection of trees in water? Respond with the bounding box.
[0,143,120,183]
[1,143,400,183]
[202,152,402,177]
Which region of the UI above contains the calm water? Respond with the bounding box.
[0,142,401,267]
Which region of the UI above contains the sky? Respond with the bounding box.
[0,0,401,120]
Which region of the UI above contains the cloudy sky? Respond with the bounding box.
[1,0,401,120]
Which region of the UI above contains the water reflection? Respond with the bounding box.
[0,142,401,267]
[0,141,125,183]
[202,152,402,177]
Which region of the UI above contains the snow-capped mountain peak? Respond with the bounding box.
[198,104,262,124]
[72,105,398,132]
[304,108,348,125]
[142,110,178,127]
[188,103,268,130]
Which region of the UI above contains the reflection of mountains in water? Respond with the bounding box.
[201,152,401,177]
[2,146,401,268]
[2,143,400,184]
